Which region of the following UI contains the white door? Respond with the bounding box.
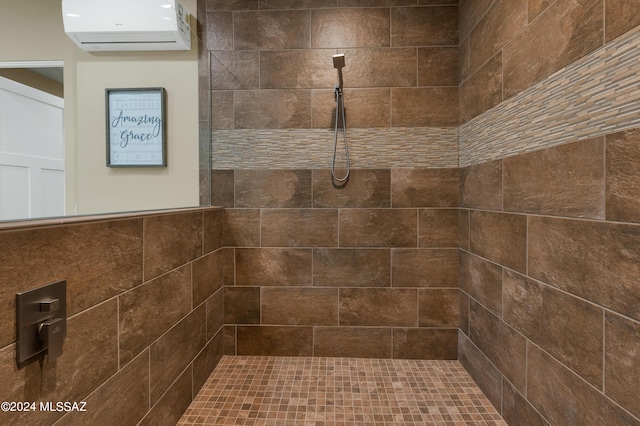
[0,77,64,220]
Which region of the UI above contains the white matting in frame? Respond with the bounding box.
[106,87,167,167]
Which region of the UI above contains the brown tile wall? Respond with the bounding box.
[201,3,640,426]
[0,208,226,426]
[459,132,640,425]
[216,168,460,360]
[204,2,458,131]
[459,0,640,123]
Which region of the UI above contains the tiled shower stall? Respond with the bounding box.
[0,0,640,425]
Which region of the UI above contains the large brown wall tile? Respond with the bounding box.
[528,0,554,22]
[260,50,335,89]
[313,248,390,287]
[469,210,526,273]
[223,209,260,247]
[391,6,457,46]
[49,300,119,400]
[606,128,640,223]
[236,326,313,356]
[224,326,236,355]
[393,328,457,360]
[235,248,312,286]
[263,0,336,8]
[503,138,605,218]
[391,87,459,127]
[458,0,494,41]
[207,289,224,340]
[459,160,502,210]
[605,0,640,42]
[312,169,391,208]
[224,287,260,324]
[391,168,459,208]
[119,265,192,364]
[469,300,526,392]
[139,367,193,426]
[235,170,311,208]
[418,209,459,248]
[605,312,640,418]
[502,381,549,426]
[458,209,470,250]
[469,0,526,73]
[210,170,234,207]
[457,332,503,412]
[339,208,417,247]
[340,288,417,327]
[234,90,312,129]
[527,343,637,426]
[234,10,310,49]
[210,91,234,130]
[313,327,392,358]
[341,48,416,87]
[418,289,459,327]
[459,292,470,336]
[0,358,54,426]
[207,0,258,10]
[459,36,470,82]
[418,0,458,4]
[220,248,235,286]
[459,52,502,123]
[311,8,390,48]
[144,212,203,280]
[261,209,339,247]
[150,305,207,405]
[204,209,224,253]
[311,88,391,129]
[502,0,603,99]
[262,287,339,325]
[57,351,150,426]
[392,249,458,288]
[418,47,458,87]
[206,12,233,50]
[193,331,224,393]
[503,269,604,387]
[193,250,225,307]
[459,252,502,317]
[0,219,142,347]
[210,51,259,90]
[528,216,640,322]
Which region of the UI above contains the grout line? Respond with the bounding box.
[117,297,121,371]
[602,309,606,394]
[148,350,152,411]
[603,135,608,220]
[524,338,529,399]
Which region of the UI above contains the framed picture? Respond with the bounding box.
[106,87,167,167]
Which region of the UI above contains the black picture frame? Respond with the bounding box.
[106,87,167,167]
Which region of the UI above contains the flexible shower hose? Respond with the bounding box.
[332,87,350,183]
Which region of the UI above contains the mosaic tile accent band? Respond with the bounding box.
[459,26,640,167]
[212,127,459,169]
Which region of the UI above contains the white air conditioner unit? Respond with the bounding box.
[62,0,191,52]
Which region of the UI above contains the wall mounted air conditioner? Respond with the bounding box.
[62,0,191,52]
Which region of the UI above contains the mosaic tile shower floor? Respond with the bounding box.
[178,356,507,425]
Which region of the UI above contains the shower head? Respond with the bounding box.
[333,54,345,90]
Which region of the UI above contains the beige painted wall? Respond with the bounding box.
[0,0,199,217]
